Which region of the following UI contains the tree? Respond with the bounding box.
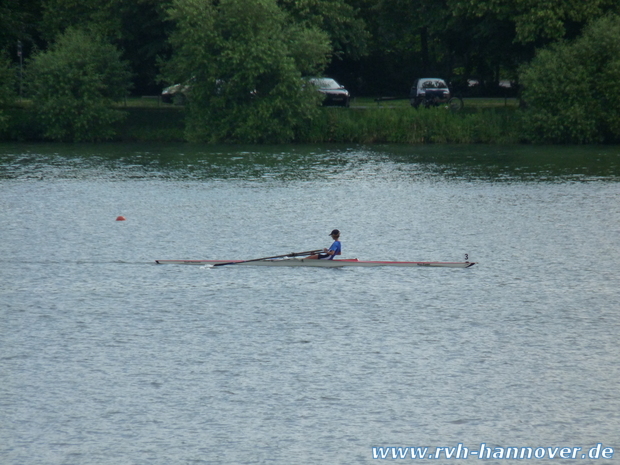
[40,0,173,95]
[27,28,132,142]
[519,14,620,143]
[351,0,485,95]
[1,0,43,48]
[347,0,617,96]
[277,0,369,60]
[165,0,331,143]
[448,0,617,45]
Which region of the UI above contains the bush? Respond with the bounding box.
[26,28,132,142]
[519,14,620,143]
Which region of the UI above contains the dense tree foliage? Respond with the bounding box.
[164,0,330,142]
[449,0,617,44]
[27,28,132,141]
[2,0,620,142]
[0,0,41,48]
[278,0,369,59]
[4,0,619,97]
[519,15,620,143]
[37,0,172,94]
[340,0,529,95]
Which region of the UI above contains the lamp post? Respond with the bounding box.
[17,40,23,101]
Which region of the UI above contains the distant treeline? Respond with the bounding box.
[2,0,619,96]
[1,1,620,144]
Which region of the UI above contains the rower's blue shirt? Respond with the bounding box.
[327,240,341,260]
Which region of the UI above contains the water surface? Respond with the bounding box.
[1,143,619,464]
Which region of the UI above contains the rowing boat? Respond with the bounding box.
[154,258,476,268]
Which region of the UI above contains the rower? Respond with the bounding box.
[307,229,341,260]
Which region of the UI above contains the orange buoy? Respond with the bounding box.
[116,216,126,221]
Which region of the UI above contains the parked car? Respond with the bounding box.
[161,81,191,104]
[409,78,462,110]
[163,77,351,106]
[161,79,259,104]
[307,77,350,107]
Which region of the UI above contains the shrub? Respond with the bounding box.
[519,14,620,143]
[26,28,132,142]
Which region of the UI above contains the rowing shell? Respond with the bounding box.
[155,258,475,268]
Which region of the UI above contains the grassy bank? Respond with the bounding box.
[116,106,185,142]
[0,101,187,142]
[297,106,520,144]
[1,97,521,144]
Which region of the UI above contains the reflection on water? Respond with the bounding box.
[383,144,620,182]
[1,143,620,183]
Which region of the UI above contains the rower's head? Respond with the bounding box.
[329,229,340,239]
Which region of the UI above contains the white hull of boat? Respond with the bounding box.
[155,258,475,268]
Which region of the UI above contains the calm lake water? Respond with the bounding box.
[1,143,619,465]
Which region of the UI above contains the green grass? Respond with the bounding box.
[116,96,174,109]
[119,95,520,110]
[115,107,185,142]
[350,96,519,110]
[297,106,521,144]
[0,99,187,142]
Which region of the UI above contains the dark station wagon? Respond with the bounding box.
[307,77,351,107]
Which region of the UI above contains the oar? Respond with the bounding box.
[212,249,323,267]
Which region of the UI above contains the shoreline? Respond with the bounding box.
[3,97,523,144]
